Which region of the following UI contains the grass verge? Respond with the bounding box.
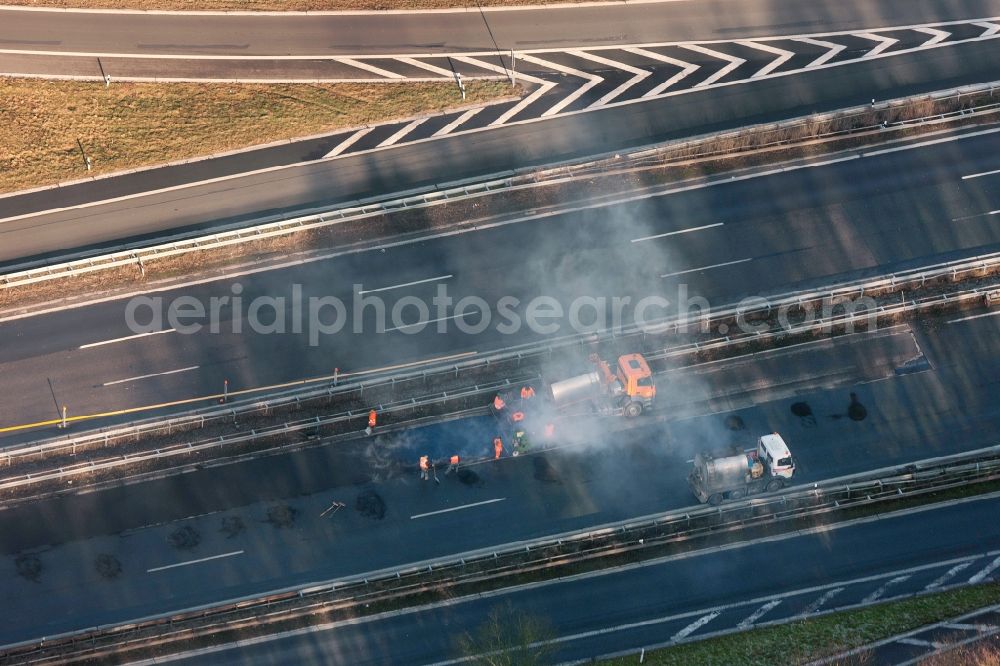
[0,78,515,194]
[601,583,1000,665]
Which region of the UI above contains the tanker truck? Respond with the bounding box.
[489,353,656,450]
[688,433,796,505]
[547,352,656,418]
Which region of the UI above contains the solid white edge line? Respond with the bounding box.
[963,167,1000,179]
[122,493,1000,666]
[2,26,998,229]
[864,126,1000,157]
[947,310,1000,324]
[661,257,751,278]
[103,365,200,387]
[411,498,507,520]
[358,274,453,294]
[631,222,723,242]
[79,328,176,349]
[146,550,244,573]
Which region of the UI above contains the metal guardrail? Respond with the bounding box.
[0,375,534,492]
[4,248,999,471]
[2,81,998,292]
[539,81,1000,179]
[6,442,1000,663]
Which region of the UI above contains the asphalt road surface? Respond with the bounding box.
[3,0,999,59]
[163,495,1000,665]
[2,36,998,262]
[2,310,1000,646]
[1,128,998,434]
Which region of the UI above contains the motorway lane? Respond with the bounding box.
[1,128,999,433]
[167,494,1000,665]
[4,0,1000,57]
[1,314,1000,644]
[2,37,999,261]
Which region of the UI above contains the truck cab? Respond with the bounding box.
[758,433,795,479]
[600,353,655,417]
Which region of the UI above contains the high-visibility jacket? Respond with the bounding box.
[544,423,555,438]
[419,456,429,470]
[512,411,525,422]
[450,455,460,465]
[520,386,535,399]
[494,395,506,410]
[368,410,377,427]
[494,438,503,458]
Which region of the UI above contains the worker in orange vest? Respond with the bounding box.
[446,455,460,474]
[512,411,525,422]
[520,386,535,399]
[419,455,429,481]
[493,395,506,411]
[493,437,503,460]
[544,423,556,439]
[366,409,377,435]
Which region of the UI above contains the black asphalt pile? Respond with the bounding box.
[15,451,1000,666]
[3,259,999,505]
[0,356,539,503]
[354,488,386,520]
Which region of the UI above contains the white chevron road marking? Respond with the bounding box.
[739,40,796,78]
[395,57,455,78]
[969,555,1000,584]
[433,107,484,136]
[451,55,556,127]
[862,575,910,604]
[519,53,604,117]
[569,50,651,107]
[794,37,848,68]
[804,587,844,614]
[624,47,701,97]
[378,117,427,147]
[914,27,951,46]
[856,32,900,57]
[974,21,1000,37]
[737,600,782,629]
[924,561,974,590]
[323,127,374,157]
[679,43,746,86]
[672,611,720,641]
[335,57,405,79]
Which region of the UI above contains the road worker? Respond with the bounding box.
[512,411,525,422]
[493,395,506,411]
[419,455,429,481]
[544,423,555,439]
[366,409,377,435]
[520,385,535,400]
[446,455,460,474]
[494,437,504,460]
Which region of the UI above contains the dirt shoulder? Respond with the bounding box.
[0,78,515,194]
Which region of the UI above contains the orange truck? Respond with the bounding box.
[547,353,656,418]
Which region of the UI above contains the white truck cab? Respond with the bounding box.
[758,433,795,479]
